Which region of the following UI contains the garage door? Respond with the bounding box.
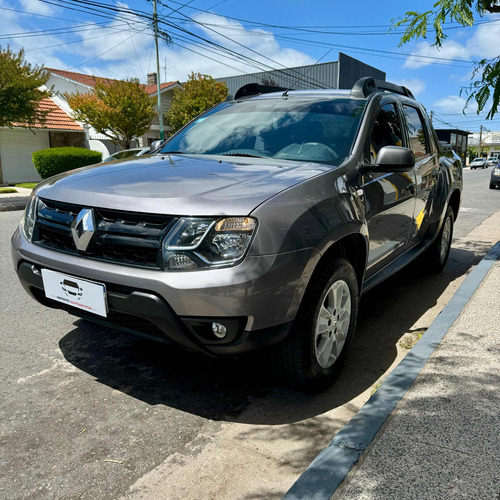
[0,129,48,183]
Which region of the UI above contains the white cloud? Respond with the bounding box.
[403,17,500,69]
[173,12,315,79]
[403,40,469,69]
[73,11,315,84]
[433,95,478,114]
[18,0,54,15]
[397,78,426,95]
[2,5,314,84]
[78,21,151,64]
[0,0,66,69]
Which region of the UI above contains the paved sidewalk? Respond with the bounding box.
[286,242,500,500]
[0,187,31,212]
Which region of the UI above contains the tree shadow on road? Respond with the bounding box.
[58,242,487,427]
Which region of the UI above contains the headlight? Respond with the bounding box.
[494,168,500,176]
[21,193,38,242]
[162,217,257,271]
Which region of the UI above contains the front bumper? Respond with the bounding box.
[12,227,320,355]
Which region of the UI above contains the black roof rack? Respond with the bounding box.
[234,83,289,100]
[350,77,415,100]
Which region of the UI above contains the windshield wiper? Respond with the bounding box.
[162,151,185,154]
[221,153,264,158]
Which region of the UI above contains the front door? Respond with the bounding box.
[401,104,438,244]
[362,102,416,275]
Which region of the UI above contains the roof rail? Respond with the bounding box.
[350,77,415,100]
[234,83,288,100]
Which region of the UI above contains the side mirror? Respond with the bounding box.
[374,146,415,172]
[150,140,165,153]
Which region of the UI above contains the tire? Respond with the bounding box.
[426,206,454,273]
[490,183,495,189]
[272,258,359,391]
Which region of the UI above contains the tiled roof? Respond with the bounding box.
[13,98,82,131]
[46,68,117,88]
[47,68,178,95]
[143,81,178,94]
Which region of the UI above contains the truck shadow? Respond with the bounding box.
[58,241,488,425]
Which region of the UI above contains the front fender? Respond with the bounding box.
[249,160,366,256]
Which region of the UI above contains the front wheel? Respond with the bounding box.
[425,206,454,273]
[272,258,359,390]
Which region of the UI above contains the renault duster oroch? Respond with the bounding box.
[12,78,462,389]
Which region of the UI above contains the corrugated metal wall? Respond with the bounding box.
[215,52,386,96]
[215,61,338,95]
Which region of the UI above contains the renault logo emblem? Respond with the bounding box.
[71,208,96,251]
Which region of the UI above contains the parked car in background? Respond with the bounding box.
[12,78,462,390]
[486,157,499,167]
[490,165,500,189]
[470,157,487,169]
[102,147,150,163]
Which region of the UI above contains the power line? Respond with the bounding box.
[178,22,477,67]
[65,30,145,70]
[23,24,145,52]
[0,21,144,40]
[157,8,330,89]
[163,1,500,32]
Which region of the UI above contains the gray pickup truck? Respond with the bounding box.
[12,78,462,389]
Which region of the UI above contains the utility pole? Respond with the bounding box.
[430,110,433,124]
[152,0,164,141]
[479,124,483,157]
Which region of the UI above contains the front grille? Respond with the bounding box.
[32,198,175,269]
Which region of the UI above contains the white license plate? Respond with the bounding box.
[41,269,108,318]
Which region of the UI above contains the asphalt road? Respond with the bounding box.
[1,167,499,499]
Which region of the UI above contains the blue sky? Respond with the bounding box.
[2,0,500,132]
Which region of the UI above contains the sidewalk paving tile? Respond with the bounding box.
[338,259,500,499]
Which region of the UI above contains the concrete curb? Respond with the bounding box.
[283,241,500,500]
[0,196,29,212]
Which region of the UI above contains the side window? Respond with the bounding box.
[369,103,403,163]
[403,105,429,158]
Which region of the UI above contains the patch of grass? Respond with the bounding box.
[370,382,382,396]
[15,183,37,189]
[399,332,424,351]
[0,187,18,194]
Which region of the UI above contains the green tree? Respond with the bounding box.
[0,46,50,128]
[65,78,155,149]
[165,73,228,132]
[393,1,500,118]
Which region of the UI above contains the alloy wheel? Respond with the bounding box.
[314,279,351,369]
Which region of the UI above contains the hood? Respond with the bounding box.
[34,154,332,216]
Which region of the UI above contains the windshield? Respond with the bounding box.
[160,97,365,165]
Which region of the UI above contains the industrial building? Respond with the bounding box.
[215,53,386,95]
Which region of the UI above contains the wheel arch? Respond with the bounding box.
[310,233,367,292]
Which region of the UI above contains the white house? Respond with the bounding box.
[468,131,500,158]
[46,69,183,157]
[0,93,84,184]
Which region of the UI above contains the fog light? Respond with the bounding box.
[211,322,227,339]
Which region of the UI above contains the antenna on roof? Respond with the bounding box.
[282,49,332,97]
